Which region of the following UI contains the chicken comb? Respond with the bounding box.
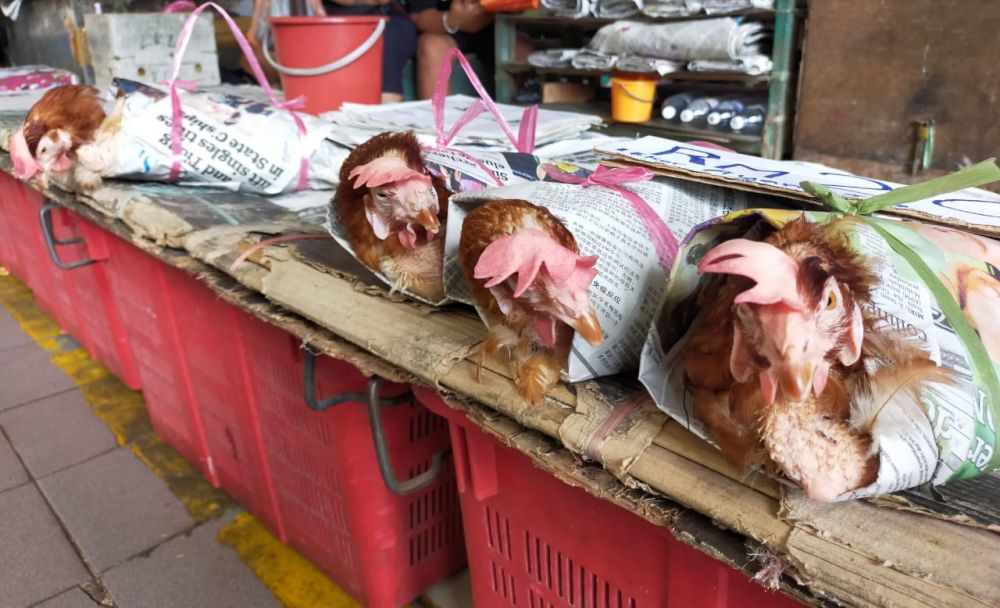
[10,126,41,180]
[349,155,432,189]
[474,228,598,298]
[698,238,804,310]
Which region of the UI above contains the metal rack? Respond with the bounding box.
[493,0,802,158]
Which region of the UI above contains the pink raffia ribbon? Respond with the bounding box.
[166,2,310,190]
[423,48,540,187]
[544,164,679,276]
[163,1,197,12]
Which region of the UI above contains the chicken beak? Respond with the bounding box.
[778,363,813,402]
[416,208,440,234]
[573,309,604,346]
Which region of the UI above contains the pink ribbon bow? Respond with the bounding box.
[166,2,310,190]
[423,48,539,187]
[544,164,679,276]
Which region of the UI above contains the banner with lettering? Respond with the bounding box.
[598,136,1000,236]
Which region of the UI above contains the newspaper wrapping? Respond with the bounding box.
[325,148,543,305]
[639,208,1000,499]
[103,79,347,194]
[445,174,751,382]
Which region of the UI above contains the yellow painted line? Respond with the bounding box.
[0,273,230,521]
[0,271,373,607]
[218,513,363,608]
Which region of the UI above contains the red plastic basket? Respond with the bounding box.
[99,233,214,477]
[48,217,141,388]
[0,183,65,322]
[0,192,142,389]
[162,270,284,536]
[412,387,803,608]
[0,173,21,270]
[234,312,466,607]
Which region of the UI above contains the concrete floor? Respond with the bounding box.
[0,273,472,608]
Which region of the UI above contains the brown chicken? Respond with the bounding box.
[683,216,953,500]
[11,85,106,187]
[460,199,604,404]
[334,132,451,301]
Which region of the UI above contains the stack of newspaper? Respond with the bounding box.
[321,95,603,150]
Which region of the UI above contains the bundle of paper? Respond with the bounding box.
[642,0,703,18]
[593,0,642,19]
[323,95,602,150]
[688,54,773,75]
[703,0,773,13]
[588,18,771,61]
[540,0,591,18]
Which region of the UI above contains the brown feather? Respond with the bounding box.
[459,199,578,403]
[23,85,105,156]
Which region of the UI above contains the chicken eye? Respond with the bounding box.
[825,291,837,310]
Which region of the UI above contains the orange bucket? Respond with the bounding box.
[266,16,387,114]
[610,72,659,123]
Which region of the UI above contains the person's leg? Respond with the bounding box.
[382,13,418,103]
[417,32,457,99]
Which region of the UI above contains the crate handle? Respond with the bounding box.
[39,201,100,270]
[302,348,448,496]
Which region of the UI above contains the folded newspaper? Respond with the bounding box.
[639,208,1000,498]
[322,95,602,150]
[102,79,348,194]
[444,172,756,382]
[588,18,771,61]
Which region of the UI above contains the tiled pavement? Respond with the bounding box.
[0,304,282,608]
[0,279,471,608]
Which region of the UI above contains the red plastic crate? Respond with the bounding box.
[0,189,140,389]
[100,233,214,477]
[1,184,65,322]
[0,173,20,269]
[235,313,466,607]
[412,386,803,608]
[162,269,283,535]
[50,217,141,388]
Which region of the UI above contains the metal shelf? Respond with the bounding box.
[502,62,771,86]
[494,0,802,158]
[502,9,776,28]
[543,101,763,151]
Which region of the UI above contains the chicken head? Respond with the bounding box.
[349,155,440,250]
[34,129,74,174]
[474,228,604,347]
[699,237,864,404]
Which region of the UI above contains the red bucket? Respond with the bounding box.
[266,16,386,114]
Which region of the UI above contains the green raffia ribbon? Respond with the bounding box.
[801,159,1000,478]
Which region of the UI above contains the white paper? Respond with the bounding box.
[598,135,1000,232]
[323,95,602,150]
[446,175,749,382]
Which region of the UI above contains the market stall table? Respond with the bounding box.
[0,112,996,608]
